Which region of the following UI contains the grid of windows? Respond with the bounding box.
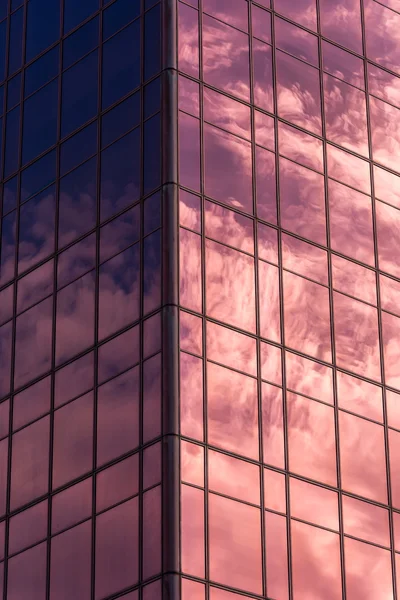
[0,0,164,598]
[178,0,400,599]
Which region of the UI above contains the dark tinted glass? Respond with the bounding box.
[7,73,21,109]
[144,4,161,81]
[60,122,97,175]
[61,50,98,137]
[103,0,140,40]
[26,0,60,62]
[101,92,140,148]
[22,80,58,165]
[4,107,20,177]
[24,47,59,97]
[8,8,23,75]
[63,16,99,69]
[144,77,161,118]
[63,0,99,34]
[21,150,56,202]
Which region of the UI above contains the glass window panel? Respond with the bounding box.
[207,320,256,376]
[205,201,253,254]
[142,485,162,578]
[0,21,6,82]
[180,352,204,441]
[206,239,256,333]
[282,233,328,284]
[7,542,47,600]
[374,165,400,211]
[25,47,59,98]
[276,50,321,135]
[18,186,56,274]
[369,63,400,109]
[278,121,323,172]
[279,157,326,244]
[181,484,205,577]
[100,207,140,264]
[182,579,205,600]
[13,376,51,431]
[262,383,285,469]
[95,498,139,599]
[288,392,337,486]
[143,442,162,490]
[387,389,400,431]
[64,0,99,34]
[203,14,250,101]
[0,211,17,289]
[60,122,97,176]
[291,520,342,599]
[103,0,140,40]
[324,74,369,158]
[0,438,8,516]
[283,271,331,362]
[57,234,96,289]
[320,0,362,54]
[337,371,383,422]
[179,112,200,192]
[253,38,274,113]
[178,2,199,78]
[4,107,20,178]
[179,190,201,232]
[260,342,282,385]
[344,537,393,600]
[203,0,248,31]
[98,244,140,340]
[258,260,281,343]
[7,74,21,111]
[8,8,23,75]
[50,521,91,600]
[61,51,98,138]
[10,416,50,510]
[334,292,381,381]
[143,312,162,358]
[327,144,371,195]
[96,454,139,512]
[377,200,400,279]
[265,512,289,600]
[0,284,13,326]
[204,87,251,140]
[180,311,202,356]
[332,254,377,305]
[102,21,140,110]
[63,17,98,70]
[0,399,9,439]
[14,297,53,389]
[275,17,318,66]
[383,311,400,390]
[9,499,47,555]
[255,146,277,224]
[290,478,339,530]
[323,40,364,89]
[0,321,12,398]
[143,113,161,195]
[97,366,140,465]
[97,325,140,385]
[255,110,275,151]
[102,93,140,149]
[264,468,286,512]
[209,493,262,594]
[364,0,400,76]
[143,229,161,315]
[55,272,96,367]
[180,230,202,313]
[204,123,252,215]
[274,0,317,30]
[342,495,390,547]
[58,158,97,249]
[100,129,140,222]
[181,441,204,487]
[390,428,400,511]
[285,351,333,404]
[207,362,258,459]
[22,80,58,166]
[179,75,200,117]
[53,392,94,489]
[370,96,400,174]
[329,180,374,266]
[17,259,54,314]
[252,4,271,43]
[143,353,162,443]
[339,411,387,504]
[144,191,161,235]
[52,478,92,534]
[21,151,56,204]
[55,351,94,408]
[144,5,161,81]
[208,450,260,504]
[257,222,278,264]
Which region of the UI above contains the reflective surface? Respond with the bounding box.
[0,0,162,597]
[178,0,400,597]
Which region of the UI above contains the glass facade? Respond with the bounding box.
[1,0,400,598]
[178,0,400,599]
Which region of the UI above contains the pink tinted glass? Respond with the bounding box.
[274,0,317,31]
[342,495,390,547]
[208,450,260,504]
[206,320,257,376]
[203,0,248,32]
[181,484,205,577]
[285,351,333,404]
[290,478,339,530]
[319,0,362,54]
[262,383,285,469]
[275,17,318,66]
[265,512,289,599]
[178,2,199,77]
[344,537,393,600]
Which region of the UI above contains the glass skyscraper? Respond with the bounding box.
[1,0,400,598]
